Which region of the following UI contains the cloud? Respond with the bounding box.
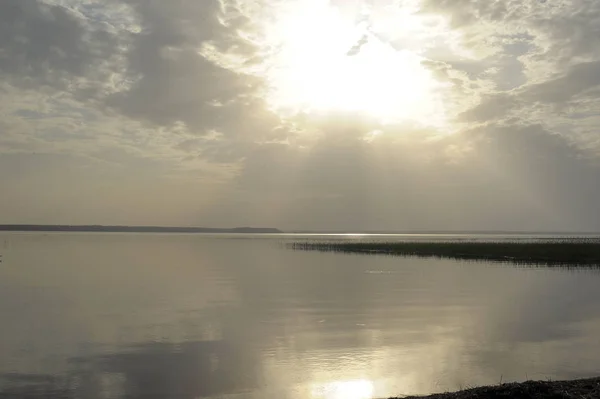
[0,0,125,97]
[106,0,273,135]
[195,121,600,231]
[1,0,600,229]
[522,60,600,104]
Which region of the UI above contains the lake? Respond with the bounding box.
[1,233,600,399]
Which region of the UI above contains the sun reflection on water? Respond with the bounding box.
[311,379,375,399]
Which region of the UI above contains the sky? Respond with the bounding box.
[1,0,600,232]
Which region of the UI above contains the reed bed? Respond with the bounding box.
[289,240,600,266]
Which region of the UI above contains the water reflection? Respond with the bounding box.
[1,347,376,399]
[80,340,262,398]
[0,373,72,399]
[1,233,600,398]
[1,343,382,399]
[1,337,261,398]
[311,379,374,399]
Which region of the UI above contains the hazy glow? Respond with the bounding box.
[311,379,374,399]
[259,1,447,126]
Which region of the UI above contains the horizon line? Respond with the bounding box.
[1,224,600,235]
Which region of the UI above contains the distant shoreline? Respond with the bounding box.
[0,225,282,234]
[2,226,600,235]
[393,377,600,399]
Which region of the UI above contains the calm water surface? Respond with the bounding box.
[1,233,600,398]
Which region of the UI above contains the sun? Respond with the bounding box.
[258,0,447,127]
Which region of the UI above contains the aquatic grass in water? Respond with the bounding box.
[289,240,600,266]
